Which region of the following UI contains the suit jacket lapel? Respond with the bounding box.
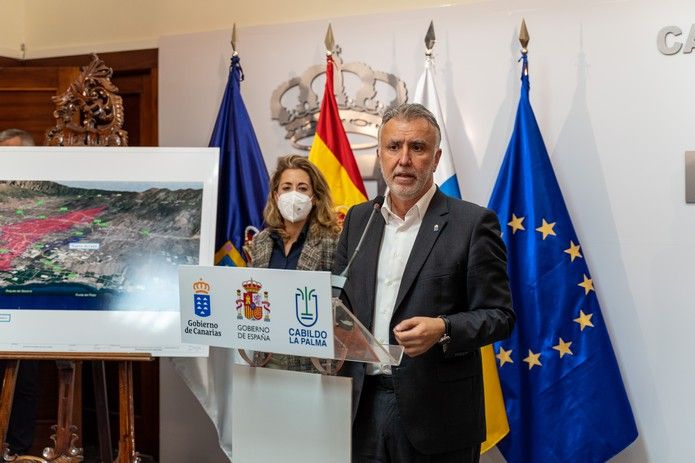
[352,211,385,330]
[394,190,449,311]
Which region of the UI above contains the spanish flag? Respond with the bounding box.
[308,55,367,214]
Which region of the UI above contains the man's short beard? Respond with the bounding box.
[385,171,431,201]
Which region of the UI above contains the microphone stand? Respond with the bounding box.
[331,197,384,296]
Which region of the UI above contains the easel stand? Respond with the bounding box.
[0,353,151,463]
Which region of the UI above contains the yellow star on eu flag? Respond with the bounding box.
[523,349,542,369]
[578,274,595,295]
[508,214,526,234]
[496,347,513,367]
[564,240,582,262]
[535,219,557,240]
[574,310,594,331]
[552,338,574,358]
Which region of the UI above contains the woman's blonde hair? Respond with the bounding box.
[264,155,340,239]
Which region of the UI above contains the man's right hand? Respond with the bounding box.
[392,316,446,357]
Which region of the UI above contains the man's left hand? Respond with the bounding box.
[393,316,446,357]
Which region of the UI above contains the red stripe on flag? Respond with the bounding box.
[315,56,367,198]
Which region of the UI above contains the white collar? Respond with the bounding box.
[381,183,437,224]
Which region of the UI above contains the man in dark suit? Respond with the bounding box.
[334,104,515,463]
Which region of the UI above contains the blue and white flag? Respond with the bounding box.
[414,51,509,453]
[413,55,461,198]
[489,53,638,463]
[173,52,269,462]
[210,54,269,266]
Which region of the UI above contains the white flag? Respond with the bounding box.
[413,55,461,198]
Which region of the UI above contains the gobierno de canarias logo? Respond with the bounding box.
[193,279,211,317]
[236,278,271,321]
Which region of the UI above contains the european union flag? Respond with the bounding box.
[489,54,638,462]
[210,54,269,266]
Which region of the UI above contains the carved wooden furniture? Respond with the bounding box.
[45,55,128,147]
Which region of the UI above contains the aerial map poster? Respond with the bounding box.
[0,148,218,355]
[0,180,203,311]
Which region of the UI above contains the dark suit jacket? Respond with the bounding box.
[333,189,515,455]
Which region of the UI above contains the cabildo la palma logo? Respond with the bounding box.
[235,279,271,342]
[295,286,318,327]
[289,286,328,347]
[186,278,222,337]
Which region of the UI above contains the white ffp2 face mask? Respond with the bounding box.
[276,191,313,223]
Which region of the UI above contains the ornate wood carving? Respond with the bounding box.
[39,362,83,463]
[116,363,140,463]
[2,361,82,463]
[1,361,19,461]
[45,54,128,147]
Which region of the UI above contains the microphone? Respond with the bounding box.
[331,196,384,294]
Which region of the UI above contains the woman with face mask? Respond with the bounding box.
[243,154,341,372]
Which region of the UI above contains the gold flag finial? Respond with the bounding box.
[425,20,436,56]
[231,23,238,56]
[519,18,529,53]
[325,23,335,56]
[519,18,529,76]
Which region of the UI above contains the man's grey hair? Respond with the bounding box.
[0,129,35,146]
[379,103,441,148]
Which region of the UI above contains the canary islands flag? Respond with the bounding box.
[210,54,269,266]
[489,54,637,462]
[413,55,461,199]
[308,54,367,213]
[413,52,508,453]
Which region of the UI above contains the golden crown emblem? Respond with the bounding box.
[193,279,210,294]
[242,279,263,294]
[270,46,408,151]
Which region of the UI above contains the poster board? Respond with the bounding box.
[0,147,218,356]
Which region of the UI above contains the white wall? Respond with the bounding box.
[9,0,472,58]
[0,0,25,58]
[159,0,695,461]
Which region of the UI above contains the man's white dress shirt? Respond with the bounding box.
[367,183,436,375]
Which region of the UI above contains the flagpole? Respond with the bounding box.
[324,23,335,90]
[424,20,435,57]
[413,21,462,199]
[324,23,335,57]
[413,21,509,452]
[174,20,271,460]
[308,23,368,211]
[519,18,529,76]
[489,16,638,463]
[324,23,335,91]
[231,23,238,57]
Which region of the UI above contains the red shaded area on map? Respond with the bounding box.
[0,207,105,271]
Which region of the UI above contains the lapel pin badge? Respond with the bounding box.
[433,224,439,232]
